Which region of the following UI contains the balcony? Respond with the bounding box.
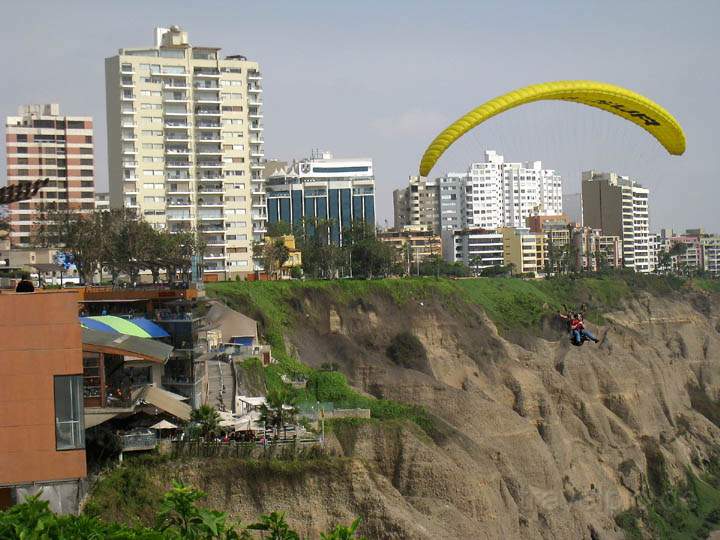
[247,86,263,93]
[198,185,223,194]
[121,108,136,114]
[204,253,226,260]
[165,134,190,141]
[198,198,223,207]
[196,122,221,129]
[194,69,221,78]
[248,71,262,81]
[119,430,157,452]
[250,163,265,170]
[199,214,224,221]
[167,213,192,221]
[194,83,220,90]
[168,199,192,207]
[166,160,192,168]
[197,161,223,168]
[196,148,222,155]
[198,175,222,181]
[166,146,191,154]
[122,133,137,141]
[122,161,138,167]
[168,189,192,195]
[121,93,135,101]
[248,99,263,106]
[164,82,190,90]
[249,123,263,132]
[250,151,264,158]
[248,112,263,120]
[164,109,190,116]
[196,135,221,142]
[122,147,137,155]
[195,108,221,116]
[165,123,190,129]
[199,226,224,233]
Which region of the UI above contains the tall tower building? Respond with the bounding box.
[105,26,265,279]
[5,104,96,247]
[582,170,653,272]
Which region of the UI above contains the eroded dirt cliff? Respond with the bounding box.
[169,282,720,539]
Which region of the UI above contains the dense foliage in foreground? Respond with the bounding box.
[0,480,365,539]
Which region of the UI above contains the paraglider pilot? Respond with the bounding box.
[559,307,599,346]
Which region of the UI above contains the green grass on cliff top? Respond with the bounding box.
[207,272,688,335]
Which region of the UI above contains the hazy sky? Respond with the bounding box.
[1,0,718,231]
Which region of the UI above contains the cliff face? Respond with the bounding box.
[289,287,720,538]
[191,282,720,539]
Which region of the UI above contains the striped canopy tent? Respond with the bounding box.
[80,315,170,339]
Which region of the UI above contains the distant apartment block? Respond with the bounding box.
[5,104,96,247]
[392,176,439,232]
[444,228,504,273]
[501,227,545,276]
[378,225,442,273]
[265,152,375,245]
[466,151,562,229]
[395,150,563,237]
[105,26,265,278]
[582,170,653,272]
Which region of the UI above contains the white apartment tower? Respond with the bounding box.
[465,151,562,229]
[105,26,265,278]
[582,171,653,273]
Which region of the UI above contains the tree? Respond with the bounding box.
[261,238,290,279]
[267,220,292,237]
[32,206,103,284]
[190,405,221,440]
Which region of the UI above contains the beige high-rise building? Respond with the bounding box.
[105,26,265,279]
[5,104,96,247]
[582,170,653,273]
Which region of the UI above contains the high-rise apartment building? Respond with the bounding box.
[466,151,563,229]
[5,104,96,247]
[265,152,375,245]
[438,173,466,231]
[105,26,265,279]
[582,171,653,272]
[392,176,439,232]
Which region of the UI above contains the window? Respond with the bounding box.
[54,375,84,450]
[16,134,27,142]
[67,120,86,129]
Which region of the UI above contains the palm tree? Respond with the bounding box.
[190,405,221,440]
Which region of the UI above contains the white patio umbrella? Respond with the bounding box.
[150,419,178,430]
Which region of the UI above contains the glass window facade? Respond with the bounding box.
[54,375,85,450]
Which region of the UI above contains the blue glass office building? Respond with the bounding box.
[266,154,375,245]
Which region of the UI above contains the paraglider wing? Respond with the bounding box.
[418,80,686,177]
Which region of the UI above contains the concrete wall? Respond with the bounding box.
[0,290,86,487]
[15,478,87,515]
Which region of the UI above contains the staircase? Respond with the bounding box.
[207,356,235,412]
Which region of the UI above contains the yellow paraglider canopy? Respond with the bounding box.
[419,80,686,177]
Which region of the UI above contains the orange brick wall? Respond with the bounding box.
[0,290,86,485]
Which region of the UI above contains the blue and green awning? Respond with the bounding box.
[80,316,170,339]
